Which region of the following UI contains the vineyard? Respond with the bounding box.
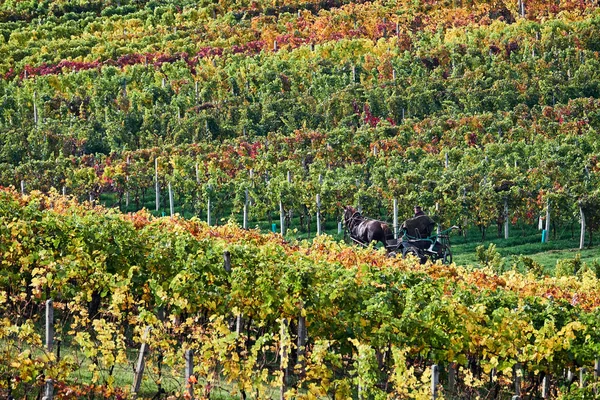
[2,188,600,399]
[2,0,600,398]
[1,0,600,241]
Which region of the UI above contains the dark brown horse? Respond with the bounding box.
[343,206,392,250]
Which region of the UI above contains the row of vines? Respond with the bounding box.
[3,122,600,241]
[2,188,600,398]
[2,3,600,238]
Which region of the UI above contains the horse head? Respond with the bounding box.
[344,206,354,225]
[343,205,357,225]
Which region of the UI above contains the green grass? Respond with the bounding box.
[58,342,238,399]
[451,223,600,271]
[97,190,599,272]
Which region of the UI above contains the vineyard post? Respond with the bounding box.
[195,163,200,184]
[436,203,441,235]
[207,185,211,226]
[249,169,255,205]
[280,201,285,235]
[447,362,456,395]
[223,251,231,272]
[43,299,54,400]
[504,198,509,239]
[169,182,174,217]
[579,205,585,249]
[46,299,53,352]
[287,171,292,227]
[132,326,151,396]
[223,251,243,332]
[33,91,38,126]
[542,375,549,398]
[519,0,525,18]
[125,156,130,208]
[445,152,449,169]
[595,359,599,395]
[21,180,25,195]
[580,368,587,388]
[280,318,289,400]
[316,194,321,235]
[236,313,243,335]
[297,311,307,376]
[155,158,160,212]
[243,189,248,229]
[62,186,66,196]
[393,199,398,239]
[431,364,439,399]
[544,200,550,243]
[185,349,194,400]
[513,363,522,397]
[338,221,342,235]
[42,380,53,400]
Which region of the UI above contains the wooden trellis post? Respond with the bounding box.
[316,194,321,235]
[223,251,243,333]
[279,318,289,400]
[155,158,160,212]
[132,327,151,396]
[168,182,174,217]
[504,198,509,239]
[580,367,587,388]
[42,299,54,400]
[544,200,551,243]
[33,91,38,126]
[393,199,399,239]
[185,349,194,400]
[280,201,285,235]
[542,375,549,398]
[207,185,212,226]
[297,312,307,375]
[125,156,130,208]
[243,189,249,229]
[431,364,439,399]
[513,363,522,397]
[46,299,53,351]
[447,362,456,395]
[580,206,586,249]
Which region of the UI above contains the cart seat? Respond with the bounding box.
[406,238,434,250]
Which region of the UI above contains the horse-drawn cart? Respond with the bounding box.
[343,206,458,264]
[384,226,458,264]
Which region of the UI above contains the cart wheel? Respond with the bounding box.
[387,251,397,258]
[402,247,426,264]
[441,245,453,264]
